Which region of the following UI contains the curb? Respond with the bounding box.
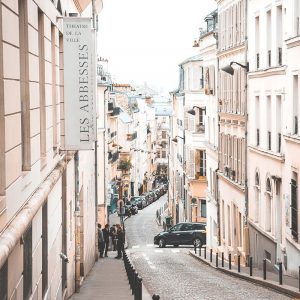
[189,251,300,299]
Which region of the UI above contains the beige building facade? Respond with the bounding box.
[0,0,102,299]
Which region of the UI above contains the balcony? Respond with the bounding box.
[127,131,137,141]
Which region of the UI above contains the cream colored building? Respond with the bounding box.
[196,10,219,249]
[217,0,248,263]
[0,0,103,299]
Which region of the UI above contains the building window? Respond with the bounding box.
[0,260,8,300]
[42,203,48,297]
[266,10,272,67]
[265,250,271,262]
[200,200,206,218]
[23,224,32,300]
[255,15,260,69]
[38,10,46,160]
[265,178,272,232]
[162,151,166,158]
[254,172,260,223]
[293,75,298,135]
[291,176,298,241]
[162,131,166,139]
[19,0,31,171]
[199,150,206,176]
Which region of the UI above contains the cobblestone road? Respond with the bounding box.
[125,194,291,300]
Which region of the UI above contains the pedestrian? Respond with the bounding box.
[102,224,110,257]
[98,224,105,258]
[115,225,125,259]
[110,225,117,251]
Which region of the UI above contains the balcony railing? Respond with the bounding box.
[256,129,260,146]
[256,53,260,69]
[110,131,117,139]
[127,131,137,141]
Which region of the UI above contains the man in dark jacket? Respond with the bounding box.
[102,224,110,257]
[115,225,124,259]
[98,224,105,258]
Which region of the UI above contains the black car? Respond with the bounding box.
[153,222,206,248]
[126,200,138,215]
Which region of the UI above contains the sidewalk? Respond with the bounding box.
[70,251,133,300]
[69,213,152,300]
[189,249,300,299]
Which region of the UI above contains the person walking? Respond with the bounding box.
[115,225,125,259]
[98,224,105,258]
[102,224,110,257]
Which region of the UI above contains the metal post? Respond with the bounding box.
[138,276,143,300]
[263,259,266,280]
[133,270,137,296]
[194,242,196,254]
[238,255,241,273]
[279,262,283,285]
[229,253,232,270]
[299,266,300,292]
[221,252,224,267]
[210,249,213,263]
[249,257,253,276]
[216,253,218,268]
[204,247,206,259]
[199,246,201,257]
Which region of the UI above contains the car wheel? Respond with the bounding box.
[158,238,166,248]
[193,238,202,248]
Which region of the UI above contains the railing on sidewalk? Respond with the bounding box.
[193,245,300,295]
[123,250,160,300]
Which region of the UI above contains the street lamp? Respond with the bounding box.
[221,61,249,76]
[171,135,184,143]
[187,106,206,116]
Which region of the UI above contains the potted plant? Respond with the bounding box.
[118,160,132,171]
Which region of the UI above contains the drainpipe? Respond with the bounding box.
[104,86,110,223]
[74,151,81,292]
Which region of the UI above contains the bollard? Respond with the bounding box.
[204,247,207,259]
[133,270,138,296]
[299,266,300,292]
[199,246,201,257]
[210,249,213,263]
[194,243,196,254]
[229,253,232,270]
[263,259,266,280]
[152,295,160,300]
[137,276,143,300]
[279,262,283,285]
[238,255,241,273]
[216,253,218,268]
[221,252,224,267]
[249,257,253,276]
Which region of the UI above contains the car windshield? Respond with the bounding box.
[169,224,182,231]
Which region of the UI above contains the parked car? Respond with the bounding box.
[131,196,146,209]
[126,200,138,215]
[154,222,206,248]
[149,191,157,202]
[141,193,151,205]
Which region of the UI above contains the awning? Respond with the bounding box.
[119,111,132,124]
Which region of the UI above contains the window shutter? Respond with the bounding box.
[204,67,210,95]
[291,179,298,241]
[189,116,195,132]
[190,149,195,179]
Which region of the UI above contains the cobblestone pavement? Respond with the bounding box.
[125,195,291,300]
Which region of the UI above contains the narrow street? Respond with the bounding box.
[125,195,291,300]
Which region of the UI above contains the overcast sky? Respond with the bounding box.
[97,0,216,94]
